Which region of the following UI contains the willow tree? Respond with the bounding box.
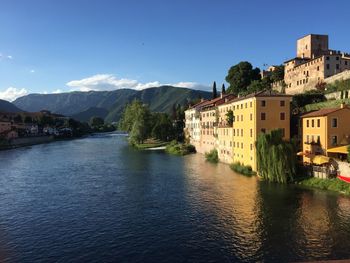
[256,129,296,184]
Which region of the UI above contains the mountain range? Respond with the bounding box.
[12,86,212,122]
[0,99,23,113]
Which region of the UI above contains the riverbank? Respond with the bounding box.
[295,176,350,195]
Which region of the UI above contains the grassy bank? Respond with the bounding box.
[304,98,350,112]
[230,162,256,176]
[133,138,169,149]
[165,141,196,155]
[295,177,350,195]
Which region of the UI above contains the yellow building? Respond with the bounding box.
[216,98,235,163]
[230,91,292,171]
[301,103,350,163]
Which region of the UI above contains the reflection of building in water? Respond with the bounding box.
[183,154,263,261]
[297,192,334,259]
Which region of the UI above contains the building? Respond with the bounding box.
[184,99,208,150]
[230,91,292,171]
[284,34,350,94]
[301,103,350,164]
[198,94,235,154]
[216,98,235,163]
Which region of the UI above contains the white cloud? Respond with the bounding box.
[0,87,28,101]
[30,69,35,73]
[66,74,209,92]
[7,55,13,60]
[52,89,62,94]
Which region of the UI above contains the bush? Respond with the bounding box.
[165,141,196,156]
[230,162,256,176]
[205,149,218,163]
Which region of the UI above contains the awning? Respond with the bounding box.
[327,145,350,155]
[312,155,330,165]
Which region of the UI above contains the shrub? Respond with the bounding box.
[205,149,218,163]
[230,162,256,176]
[165,141,196,156]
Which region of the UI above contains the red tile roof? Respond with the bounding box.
[302,107,350,118]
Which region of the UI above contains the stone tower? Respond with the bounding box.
[297,34,329,59]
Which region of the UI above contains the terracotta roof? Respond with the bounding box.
[200,94,235,109]
[302,107,350,118]
[229,90,292,104]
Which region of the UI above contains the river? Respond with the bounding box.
[0,133,350,262]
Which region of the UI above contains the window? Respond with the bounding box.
[332,135,338,146]
[241,129,243,136]
[250,113,253,121]
[306,135,310,143]
[336,64,339,70]
[245,103,247,108]
[326,64,330,70]
[280,112,285,120]
[250,102,252,107]
[346,61,348,66]
[332,118,337,128]
[241,143,243,149]
[261,128,266,133]
[250,129,253,137]
[317,66,320,71]
[250,144,253,150]
[306,120,309,127]
[317,119,320,127]
[241,104,243,109]
[336,56,339,61]
[241,115,243,121]
[261,100,266,107]
[280,100,285,107]
[326,56,329,60]
[312,119,314,127]
[261,113,266,120]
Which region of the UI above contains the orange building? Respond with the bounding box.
[301,103,350,163]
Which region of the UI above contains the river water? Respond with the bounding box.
[0,133,350,262]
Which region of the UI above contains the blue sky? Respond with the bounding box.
[0,0,350,101]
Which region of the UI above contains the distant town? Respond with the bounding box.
[184,34,350,187]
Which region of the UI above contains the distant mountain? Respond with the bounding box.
[13,86,211,122]
[0,99,23,113]
[71,107,109,123]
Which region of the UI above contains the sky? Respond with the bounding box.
[0,0,350,101]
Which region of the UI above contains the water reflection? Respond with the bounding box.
[183,154,263,262]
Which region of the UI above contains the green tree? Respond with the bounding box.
[24,116,33,123]
[212,81,217,99]
[39,115,54,126]
[151,113,173,141]
[13,114,23,123]
[270,65,285,82]
[256,129,296,184]
[225,110,234,126]
[225,61,261,95]
[221,83,226,95]
[246,78,272,94]
[90,116,104,127]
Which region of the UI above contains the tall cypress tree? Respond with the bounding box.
[222,83,226,95]
[212,81,217,99]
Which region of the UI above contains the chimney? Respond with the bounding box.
[340,102,346,109]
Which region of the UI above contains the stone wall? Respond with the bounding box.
[324,69,350,84]
[325,90,350,100]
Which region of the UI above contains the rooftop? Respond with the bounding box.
[302,104,350,118]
